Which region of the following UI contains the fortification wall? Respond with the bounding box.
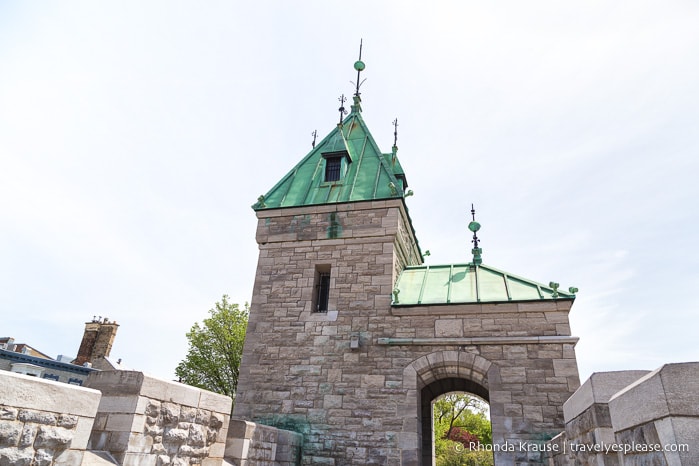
[546,363,699,466]
[0,370,101,465]
[1,369,303,466]
[85,371,232,466]
[224,420,302,466]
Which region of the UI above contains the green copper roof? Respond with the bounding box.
[392,263,575,306]
[253,102,408,210]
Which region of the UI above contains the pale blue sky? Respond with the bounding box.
[1,1,697,382]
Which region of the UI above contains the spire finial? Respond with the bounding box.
[338,94,347,126]
[392,118,399,148]
[311,130,317,148]
[468,204,483,265]
[352,39,366,98]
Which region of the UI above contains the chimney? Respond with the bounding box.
[74,318,119,366]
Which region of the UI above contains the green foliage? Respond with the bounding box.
[436,445,494,466]
[175,295,248,398]
[433,393,494,466]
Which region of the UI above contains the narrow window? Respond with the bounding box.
[324,157,341,182]
[322,150,350,183]
[313,265,331,313]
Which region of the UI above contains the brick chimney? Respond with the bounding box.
[74,317,119,366]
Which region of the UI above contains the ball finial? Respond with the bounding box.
[354,60,365,71]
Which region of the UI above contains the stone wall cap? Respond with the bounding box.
[563,370,650,422]
[1,370,102,416]
[609,361,699,431]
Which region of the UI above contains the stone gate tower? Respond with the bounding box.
[234,59,580,466]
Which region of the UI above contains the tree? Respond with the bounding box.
[433,393,494,466]
[175,295,248,398]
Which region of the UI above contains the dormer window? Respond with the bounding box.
[325,157,342,182]
[322,150,351,183]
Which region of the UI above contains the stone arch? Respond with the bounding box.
[400,350,500,466]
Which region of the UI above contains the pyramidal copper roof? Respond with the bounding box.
[393,263,576,306]
[253,98,408,211]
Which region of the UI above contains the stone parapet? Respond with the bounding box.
[546,364,699,466]
[85,370,232,466]
[224,419,302,465]
[609,362,699,465]
[548,370,650,465]
[0,370,101,466]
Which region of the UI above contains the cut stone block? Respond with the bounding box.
[563,370,650,422]
[609,363,699,431]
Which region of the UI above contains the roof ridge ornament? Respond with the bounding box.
[352,39,366,97]
[337,94,347,126]
[392,118,399,160]
[350,39,366,113]
[468,204,483,266]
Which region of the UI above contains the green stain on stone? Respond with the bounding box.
[327,212,342,238]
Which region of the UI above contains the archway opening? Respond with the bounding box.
[421,378,493,466]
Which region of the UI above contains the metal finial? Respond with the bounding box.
[468,203,483,265]
[392,118,399,147]
[338,94,347,125]
[549,282,560,298]
[311,130,317,148]
[352,39,366,97]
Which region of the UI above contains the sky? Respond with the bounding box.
[1,1,698,384]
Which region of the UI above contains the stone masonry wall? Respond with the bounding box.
[0,370,101,466]
[546,365,699,466]
[224,419,302,465]
[85,371,232,466]
[546,370,650,466]
[235,199,580,465]
[386,302,580,466]
[608,363,699,466]
[235,200,422,464]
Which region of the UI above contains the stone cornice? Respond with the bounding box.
[377,335,579,346]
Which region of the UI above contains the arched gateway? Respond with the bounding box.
[233,57,580,465]
[404,351,494,465]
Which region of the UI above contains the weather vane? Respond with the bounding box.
[311,129,317,148]
[338,94,347,125]
[468,204,483,265]
[351,39,366,97]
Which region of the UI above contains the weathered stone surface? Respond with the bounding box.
[18,425,37,448]
[188,424,206,447]
[0,406,18,421]
[0,446,34,466]
[34,448,53,466]
[145,400,161,418]
[160,403,180,426]
[34,425,73,449]
[1,371,101,417]
[57,414,79,429]
[18,410,56,425]
[0,422,22,447]
[163,428,188,444]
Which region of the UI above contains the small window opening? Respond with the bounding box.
[322,150,350,183]
[325,157,342,182]
[313,265,331,313]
